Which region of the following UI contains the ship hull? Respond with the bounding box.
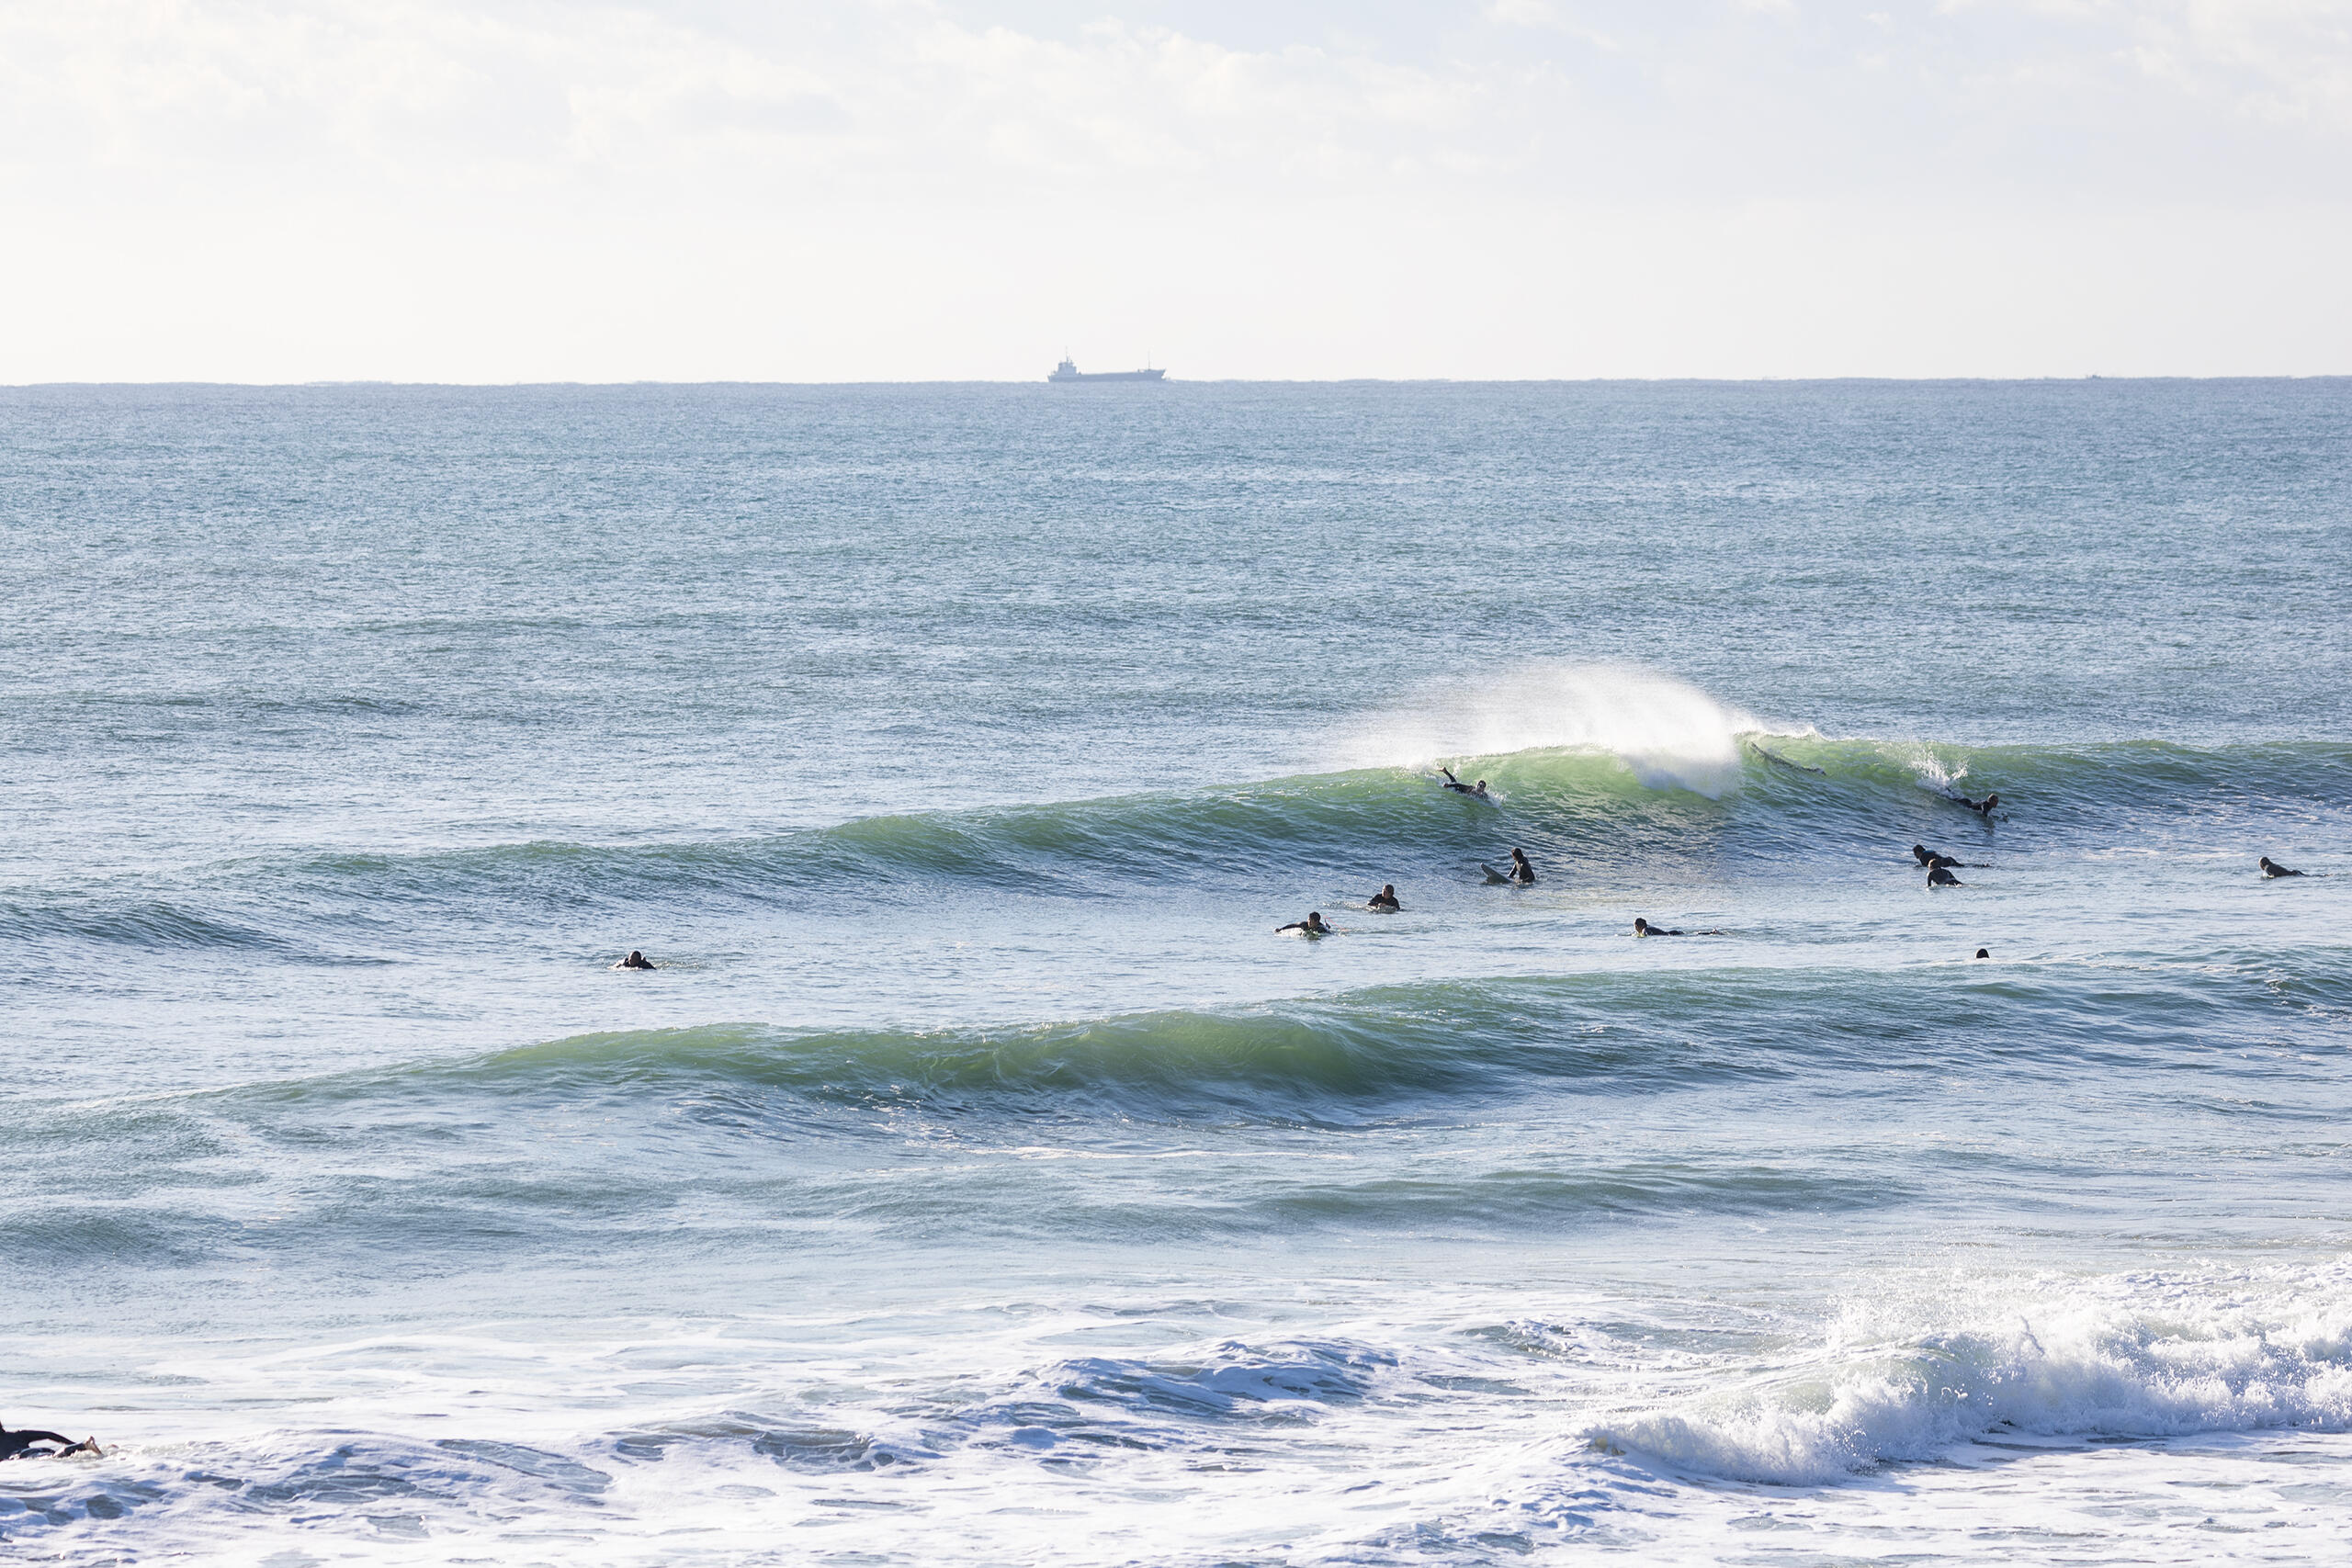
[1047,368,1166,383]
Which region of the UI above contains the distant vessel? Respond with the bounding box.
[1047,356,1165,383]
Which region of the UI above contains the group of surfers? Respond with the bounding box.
[603,773,2321,969]
[1272,771,2317,942]
[1276,771,1724,939]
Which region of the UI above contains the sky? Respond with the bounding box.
[2,0,2348,380]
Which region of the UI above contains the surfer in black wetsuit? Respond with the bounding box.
[1961,792,1999,816]
[1482,848,1536,885]
[0,1425,98,1461]
[1634,917,1724,936]
[1276,912,1333,935]
[1912,844,1965,869]
[2260,857,2307,878]
[1928,864,1963,887]
[614,950,654,970]
[1974,948,1991,959]
[1440,768,1490,799]
[1368,885,1401,911]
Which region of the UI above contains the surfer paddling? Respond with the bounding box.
[1911,844,1968,869]
[1276,912,1333,936]
[613,950,655,970]
[1368,885,1402,912]
[0,1425,99,1461]
[1634,918,1724,937]
[1440,768,1490,800]
[1927,864,1964,887]
[2259,857,2307,878]
[1959,791,1999,816]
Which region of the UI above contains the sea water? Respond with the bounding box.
[3,378,2349,1562]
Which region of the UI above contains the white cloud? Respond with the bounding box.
[0,0,2346,378]
[2134,0,2352,128]
[1487,0,1564,27]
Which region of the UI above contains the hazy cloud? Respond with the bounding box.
[0,0,2346,377]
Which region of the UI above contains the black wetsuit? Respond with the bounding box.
[1368,893,1400,911]
[2261,859,2306,879]
[1441,768,1485,797]
[1912,845,1962,869]
[0,1428,85,1461]
[1928,865,1963,887]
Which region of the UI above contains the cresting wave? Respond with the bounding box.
[1332,663,1764,796]
[1586,1263,2352,1484]
[7,730,2347,954]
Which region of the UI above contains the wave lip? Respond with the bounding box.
[1586,1266,2352,1484]
[1333,661,1762,798]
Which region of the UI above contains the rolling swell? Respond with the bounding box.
[6,958,2339,1269]
[8,737,2346,956]
[112,956,2343,1127]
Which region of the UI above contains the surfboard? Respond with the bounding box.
[1752,745,1826,775]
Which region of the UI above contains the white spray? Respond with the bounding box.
[1332,662,1761,797]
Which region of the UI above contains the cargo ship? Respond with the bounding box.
[1047,356,1165,383]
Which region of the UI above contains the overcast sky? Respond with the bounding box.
[4,1,2347,380]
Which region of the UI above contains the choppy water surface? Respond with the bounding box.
[4,379,2350,1563]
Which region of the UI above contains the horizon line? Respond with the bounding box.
[6,373,2350,390]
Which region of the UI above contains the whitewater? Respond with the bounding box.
[4,378,2350,1563]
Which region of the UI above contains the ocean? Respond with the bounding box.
[4,378,2349,1562]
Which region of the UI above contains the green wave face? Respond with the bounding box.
[12,736,2347,955]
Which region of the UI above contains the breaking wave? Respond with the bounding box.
[7,725,2346,957]
[1331,662,1763,797]
[1587,1263,2352,1483]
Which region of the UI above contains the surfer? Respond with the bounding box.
[1960,791,1999,816]
[1974,948,1991,959]
[613,950,654,970]
[1276,912,1333,936]
[1634,917,1724,936]
[0,1425,98,1461]
[2259,857,2306,878]
[1928,864,1964,887]
[1912,844,1966,869]
[1481,848,1536,885]
[1440,768,1491,800]
[1368,885,1402,912]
